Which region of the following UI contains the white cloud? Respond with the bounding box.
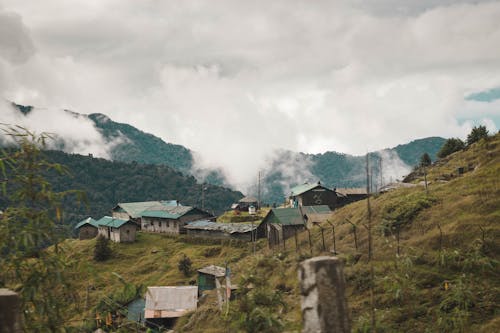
[1,0,500,190]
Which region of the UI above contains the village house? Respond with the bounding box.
[261,205,331,246]
[111,200,179,227]
[289,182,338,210]
[74,217,98,240]
[144,286,198,328]
[140,205,214,235]
[231,196,258,212]
[184,220,264,241]
[96,216,137,243]
[335,188,368,207]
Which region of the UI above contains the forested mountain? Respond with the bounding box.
[10,103,446,204]
[0,149,243,229]
[88,113,194,173]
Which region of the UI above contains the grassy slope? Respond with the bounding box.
[63,134,499,332]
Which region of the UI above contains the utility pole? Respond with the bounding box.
[257,171,261,210]
[379,156,383,193]
[201,185,207,210]
[366,154,375,332]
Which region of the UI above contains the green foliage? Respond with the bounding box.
[0,126,79,332]
[381,193,438,230]
[382,255,417,303]
[437,138,465,158]
[437,275,474,333]
[419,152,432,167]
[94,235,112,261]
[178,254,193,276]
[466,125,489,146]
[6,149,243,225]
[231,273,286,333]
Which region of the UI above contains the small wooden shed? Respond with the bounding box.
[197,265,226,294]
[96,216,136,243]
[75,217,98,240]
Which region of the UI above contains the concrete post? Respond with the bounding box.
[0,289,22,333]
[298,256,350,333]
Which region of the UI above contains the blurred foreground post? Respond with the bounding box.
[0,289,22,333]
[298,256,350,333]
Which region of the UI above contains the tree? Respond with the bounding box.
[0,126,81,331]
[437,138,465,158]
[420,153,432,167]
[466,125,489,146]
[94,235,112,261]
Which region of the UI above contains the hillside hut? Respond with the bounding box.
[197,265,226,294]
[261,205,331,246]
[144,286,197,328]
[141,206,214,235]
[233,196,258,211]
[96,216,136,243]
[184,220,262,241]
[75,217,98,240]
[335,188,368,207]
[112,200,179,227]
[289,182,338,210]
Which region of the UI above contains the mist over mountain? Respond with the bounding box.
[7,103,445,204]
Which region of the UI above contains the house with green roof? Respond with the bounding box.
[111,200,179,226]
[289,181,338,210]
[261,205,331,246]
[75,217,98,240]
[96,216,137,243]
[141,205,214,235]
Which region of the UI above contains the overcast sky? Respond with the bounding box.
[1,0,500,185]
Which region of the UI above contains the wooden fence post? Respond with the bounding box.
[298,256,350,333]
[0,289,22,333]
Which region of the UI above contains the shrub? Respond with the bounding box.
[381,193,438,231]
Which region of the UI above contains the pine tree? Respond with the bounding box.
[420,153,432,167]
[466,125,489,146]
[0,126,82,331]
[94,235,112,261]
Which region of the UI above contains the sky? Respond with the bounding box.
[1,0,500,187]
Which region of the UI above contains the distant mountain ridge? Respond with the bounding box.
[10,103,446,203]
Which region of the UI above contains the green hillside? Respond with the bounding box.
[56,133,499,332]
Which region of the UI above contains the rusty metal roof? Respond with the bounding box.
[145,286,197,318]
[197,265,226,277]
[184,220,257,234]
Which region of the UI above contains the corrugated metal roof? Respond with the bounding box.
[141,205,196,219]
[197,265,226,277]
[145,286,197,316]
[75,217,98,229]
[302,205,331,214]
[266,208,305,226]
[289,182,334,196]
[264,205,330,226]
[184,220,257,234]
[114,200,180,218]
[336,188,367,195]
[96,216,131,228]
